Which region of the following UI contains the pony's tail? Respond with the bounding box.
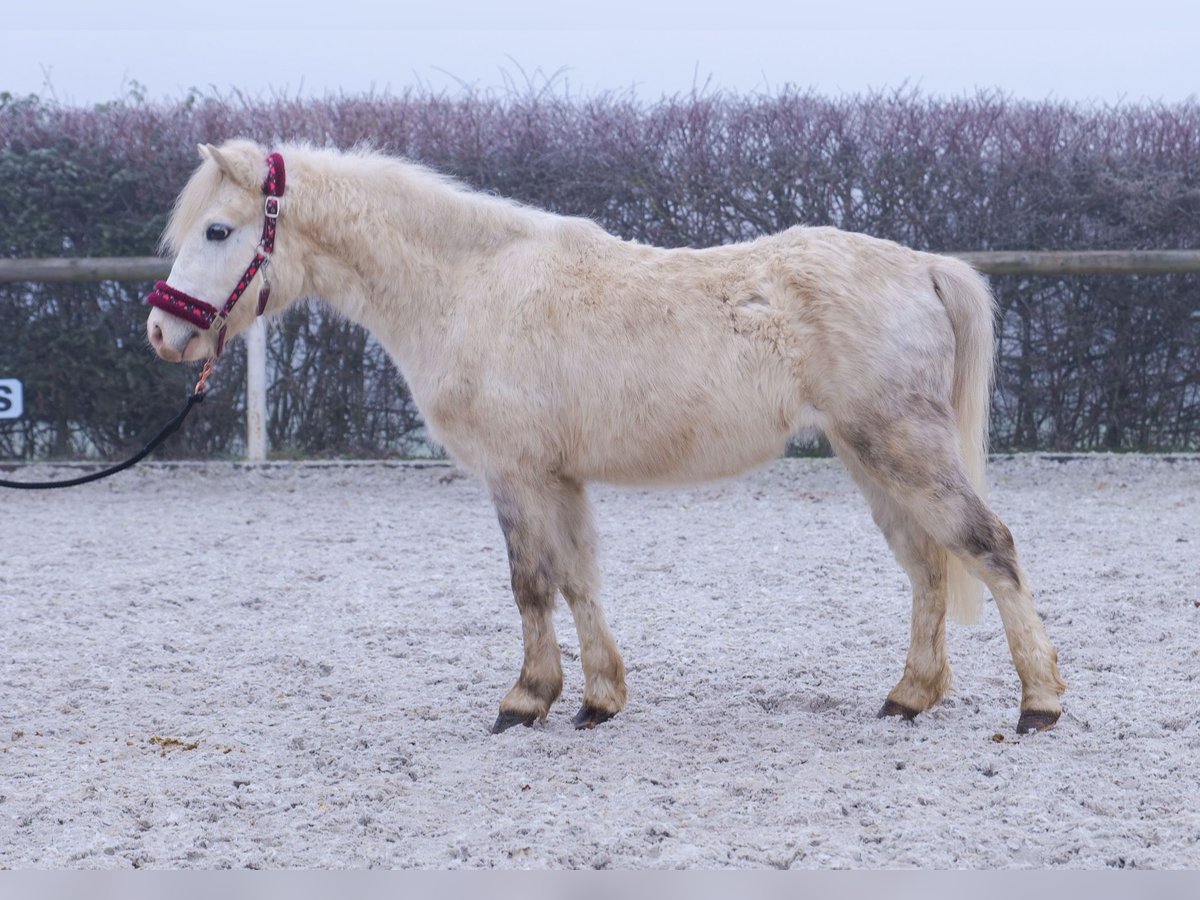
[931,257,996,625]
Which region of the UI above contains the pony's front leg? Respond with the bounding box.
[490,485,564,734]
[555,478,627,729]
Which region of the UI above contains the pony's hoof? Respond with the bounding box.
[877,699,920,721]
[491,710,537,734]
[1016,710,1060,734]
[572,704,616,730]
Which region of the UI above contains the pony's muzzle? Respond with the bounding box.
[147,310,204,363]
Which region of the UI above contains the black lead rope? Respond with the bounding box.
[0,390,205,490]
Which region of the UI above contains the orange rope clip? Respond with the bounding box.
[193,359,216,397]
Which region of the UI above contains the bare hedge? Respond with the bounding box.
[1,88,1198,458]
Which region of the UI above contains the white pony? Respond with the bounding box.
[147,140,1066,734]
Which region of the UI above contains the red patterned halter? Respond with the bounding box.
[146,152,286,357]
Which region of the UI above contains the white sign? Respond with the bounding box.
[0,379,23,419]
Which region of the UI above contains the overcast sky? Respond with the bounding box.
[3,1,1197,106]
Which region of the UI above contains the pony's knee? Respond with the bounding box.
[495,498,560,602]
[509,555,556,603]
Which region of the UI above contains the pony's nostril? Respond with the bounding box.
[150,323,164,348]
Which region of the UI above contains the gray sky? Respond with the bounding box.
[3,1,1196,105]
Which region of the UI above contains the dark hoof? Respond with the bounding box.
[491,710,537,734]
[877,699,920,721]
[1016,710,1060,734]
[572,704,616,730]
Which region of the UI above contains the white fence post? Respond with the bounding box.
[245,317,268,462]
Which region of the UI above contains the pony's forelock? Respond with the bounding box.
[160,158,226,256]
[161,140,271,255]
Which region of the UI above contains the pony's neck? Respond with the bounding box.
[285,148,541,338]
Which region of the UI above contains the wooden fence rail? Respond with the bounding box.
[0,257,171,283]
[949,250,1200,276]
[2,250,1200,283]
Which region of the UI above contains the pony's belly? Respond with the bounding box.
[580,415,799,487]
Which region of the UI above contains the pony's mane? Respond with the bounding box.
[161,142,575,257]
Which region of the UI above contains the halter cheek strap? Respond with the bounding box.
[147,152,286,357]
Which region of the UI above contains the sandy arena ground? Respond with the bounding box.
[1,454,1198,869]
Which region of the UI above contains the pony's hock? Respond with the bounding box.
[146,140,1066,736]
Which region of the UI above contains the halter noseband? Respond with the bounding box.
[147,152,286,357]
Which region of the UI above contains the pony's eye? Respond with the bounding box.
[206,224,232,242]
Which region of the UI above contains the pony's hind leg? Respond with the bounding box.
[490,481,564,733]
[831,440,952,719]
[946,497,1068,733]
[831,408,1066,733]
[554,478,627,729]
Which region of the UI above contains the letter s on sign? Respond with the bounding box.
[0,379,23,419]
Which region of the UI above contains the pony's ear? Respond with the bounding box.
[206,145,238,180]
[199,140,263,190]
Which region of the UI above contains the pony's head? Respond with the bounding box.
[146,140,292,362]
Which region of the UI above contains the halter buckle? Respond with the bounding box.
[264,196,281,219]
